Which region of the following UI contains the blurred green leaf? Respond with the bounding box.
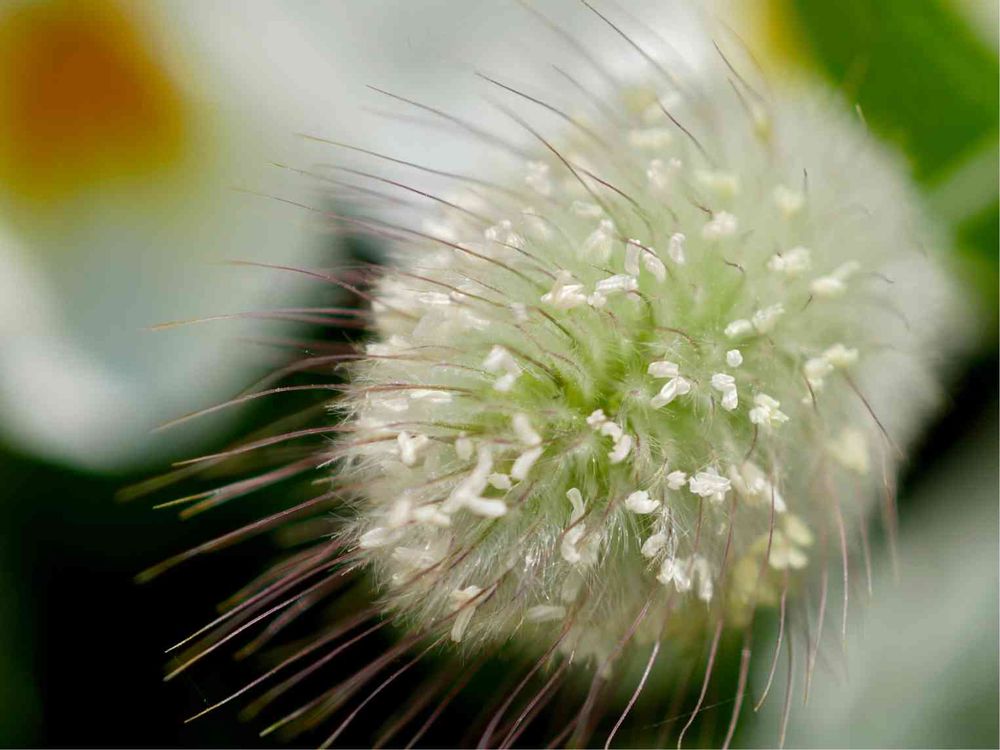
[790,0,998,183]
[788,0,999,305]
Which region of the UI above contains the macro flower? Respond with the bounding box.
[150,3,967,747]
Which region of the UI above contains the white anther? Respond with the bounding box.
[726,349,743,368]
[723,389,739,410]
[624,240,641,276]
[688,469,731,503]
[625,490,660,514]
[526,605,567,623]
[643,252,667,281]
[804,356,834,389]
[512,413,542,446]
[462,496,508,518]
[608,433,633,464]
[701,211,738,240]
[442,444,493,513]
[561,488,588,565]
[594,274,638,296]
[748,393,789,429]
[805,343,858,390]
[566,487,585,523]
[666,470,688,490]
[810,275,846,297]
[484,345,519,375]
[599,421,623,441]
[571,200,603,218]
[525,160,551,196]
[629,128,673,150]
[561,526,585,564]
[650,377,691,409]
[648,360,680,378]
[488,473,512,490]
[582,219,616,262]
[725,319,753,339]
[667,232,686,265]
[510,302,529,322]
[710,372,736,391]
[752,303,785,333]
[449,586,483,642]
[773,184,805,217]
[511,446,543,480]
[541,270,589,309]
[397,431,429,467]
[810,261,860,298]
[767,246,812,276]
[657,556,692,591]
[828,427,870,475]
[641,532,667,558]
[823,343,859,367]
[711,372,738,411]
[586,409,607,428]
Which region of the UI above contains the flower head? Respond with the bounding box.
[154,4,966,746]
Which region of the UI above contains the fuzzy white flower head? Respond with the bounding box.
[157,4,969,746]
[329,23,966,745]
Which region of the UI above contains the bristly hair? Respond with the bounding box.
[131,2,968,747]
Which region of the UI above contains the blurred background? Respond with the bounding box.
[0,0,995,746]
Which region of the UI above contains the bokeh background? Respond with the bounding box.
[0,0,996,747]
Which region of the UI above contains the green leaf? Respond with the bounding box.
[789,0,999,184]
